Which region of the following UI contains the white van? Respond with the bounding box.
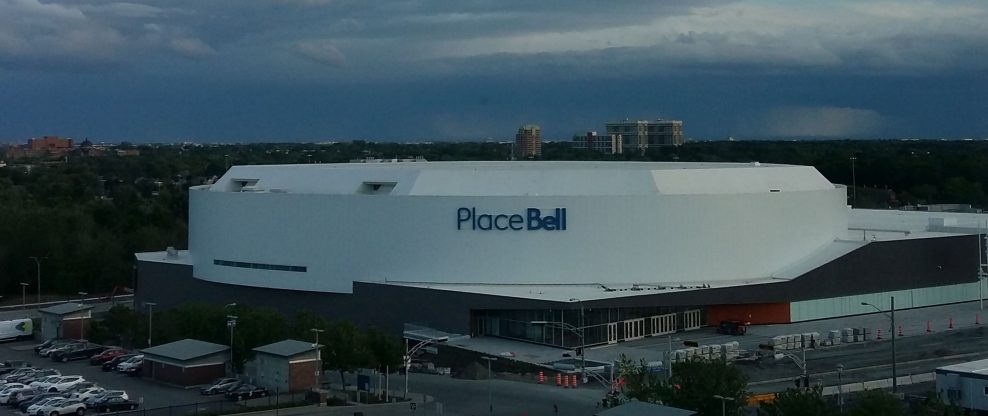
[0,319,32,342]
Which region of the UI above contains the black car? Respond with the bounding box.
[51,344,106,362]
[224,384,268,401]
[101,354,136,372]
[200,378,240,395]
[90,396,139,412]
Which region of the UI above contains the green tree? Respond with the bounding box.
[615,355,670,403]
[759,386,837,416]
[323,320,369,385]
[364,328,403,372]
[913,391,963,416]
[666,359,748,416]
[847,389,905,416]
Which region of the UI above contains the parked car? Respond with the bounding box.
[69,387,105,401]
[0,360,32,377]
[37,376,86,393]
[200,378,240,395]
[40,342,82,358]
[224,384,268,401]
[52,344,106,363]
[12,369,60,384]
[89,396,139,412]
[101,354,136,372]
[34,339,67,354]
[18,393,66,413]
[83,391,127,407]
[29,375,63,389]
[89,349,127,365]
[0,383,28,404]
[39,398,87,416]
[27,397,66,416]
[0,369,35,385]
[11,387,42,405]
[115,355,143,374]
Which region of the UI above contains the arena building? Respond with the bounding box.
[135,161,988,348]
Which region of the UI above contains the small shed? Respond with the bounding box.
[141,339,230,386]
[595,401,697,416]
[248,339,321,393]
[38,303,93,340]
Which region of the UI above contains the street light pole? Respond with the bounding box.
[145,302,157,347]
[403,336,450,399]
[28,256,45,304]
[712,395,735,416]
[227,315,238,375]
[861,297,897,393]
[569,298,587,384]
[78,292,88,340]
[480,356,497,416]
[837,364,844,413]
[20,283,28,310]
[849,156,857,206]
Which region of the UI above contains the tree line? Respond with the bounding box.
[2,139,988,298]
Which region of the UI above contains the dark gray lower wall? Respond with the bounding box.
[135,234,979,335]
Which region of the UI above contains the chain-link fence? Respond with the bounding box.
[113,391,311,416]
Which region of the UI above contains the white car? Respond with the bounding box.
[70,387,105,400]
[115,355,143,373]
[0,383,28,404]
[36,376,86,393]
[83,390,127,406]
[30,375,63,389]
[40,398,87,416]
[28,397,66,416]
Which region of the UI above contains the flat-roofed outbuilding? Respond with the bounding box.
[141,339,229,386]
[38,303,93,340]
[248,339,320,393]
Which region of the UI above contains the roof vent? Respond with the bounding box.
[165,247,178,259]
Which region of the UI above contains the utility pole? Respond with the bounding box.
[20,283,28,310]
[481,356,497,416]
[145,302,157,347]
[29,256,45,304]
[849,156,857,206]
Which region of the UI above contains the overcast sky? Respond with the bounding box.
[1,0,986,142]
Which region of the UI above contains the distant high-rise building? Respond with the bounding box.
[571,131,623,154]
[606,119,684,150]
[514,125,542,159]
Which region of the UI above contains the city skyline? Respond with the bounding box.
[1,0,986,142]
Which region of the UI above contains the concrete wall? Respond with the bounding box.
[790,281,983,321]
[144,360,225,386]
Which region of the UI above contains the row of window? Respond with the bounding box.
[213,259,307,273]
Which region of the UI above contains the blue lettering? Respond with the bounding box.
[457,208,471,230]
[509,215,524,230]
[457,207,567,231]
[494,215,509,230]
[527,208,543,230]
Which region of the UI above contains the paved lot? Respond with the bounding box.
[0,340,209,413]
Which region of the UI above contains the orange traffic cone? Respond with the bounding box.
[563,375,570,389]
[898,325,903,337]
[571,375,578,388]
[977,314,981,326]
[927,321,932,332]
[556,373,562,386]
[876,328,883,340]
[538,371,545,384]
[949,318,954,329]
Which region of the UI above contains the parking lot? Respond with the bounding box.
[0,340,212,414]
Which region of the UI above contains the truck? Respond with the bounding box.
[0,319,33,342]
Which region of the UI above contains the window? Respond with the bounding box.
[984,386,988,396]
[214,259,306,273]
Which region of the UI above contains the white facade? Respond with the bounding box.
[188,161,848,294]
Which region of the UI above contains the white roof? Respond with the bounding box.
[206,161,835,197]
[938,358,988,375]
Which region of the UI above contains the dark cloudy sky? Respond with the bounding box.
[1,0,986,142]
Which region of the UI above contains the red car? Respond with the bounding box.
[89,348,128,365]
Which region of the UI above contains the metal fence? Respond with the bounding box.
[114,392,311,416]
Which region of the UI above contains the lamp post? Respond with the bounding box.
[849,156,857,206]
[145,302,157,347]
[837,364,845,413]
[20,283,28,310]
[532,319,586,384]
[862,297,896,392]
[569,298,588,383]
[227,315,238,375]
[28,256,45,304]
[310,328,325,360]
[712,394,735,416]
[480,356,497,416]
[403,336,449,399]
